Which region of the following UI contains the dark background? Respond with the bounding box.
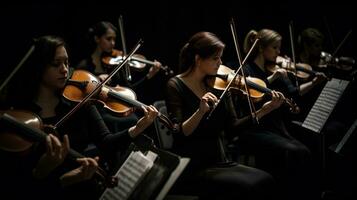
[0,0,354,79]
[0,1,355,198]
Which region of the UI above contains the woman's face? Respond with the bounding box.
[197,49,223,76]
[96,28,116,53]
[42,45,69,90]
[306,40,323,58]
[263,40,281,63]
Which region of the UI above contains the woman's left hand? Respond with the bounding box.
[60,156,99,187]
[313,72,328,85]
[146,60,162,79]
[33,134,70,179]
[129,105,159,137]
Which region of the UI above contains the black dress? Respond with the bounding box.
[234,62,317,200]
[165,76,275,200]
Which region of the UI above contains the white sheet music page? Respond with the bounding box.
[99,150,157,200]
[302,78,349,133]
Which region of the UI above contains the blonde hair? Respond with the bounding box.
[243,29,282,59]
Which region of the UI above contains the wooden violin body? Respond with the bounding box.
[0,110,42,152]
[63,69,179,132]
[63,69,137,117]
[266,56,317,81]
[208,65,300,114]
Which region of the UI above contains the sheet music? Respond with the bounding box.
[302,78,349,133]
[100,151,157,200]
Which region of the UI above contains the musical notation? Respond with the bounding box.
[302,78,349,133]
[100,151,157,200]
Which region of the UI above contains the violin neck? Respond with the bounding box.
[1,113,86,160]
[131,56,155,66]
[1,113,47,142]
[295,65,317,75]
[106,89,179,132]
[246,79,272,94]
[107,90,146,108]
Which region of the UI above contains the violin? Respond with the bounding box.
[0,109,117,188]
[101,49,174,76]
[63,69,179,132]
[207,65,300,114]
[64,69,137,117]
[320,51,355,71]
[0,109,41,152]
[266,56,318,81]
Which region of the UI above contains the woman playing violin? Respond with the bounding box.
[76,21,164,100]
[297,27,357,152]
[235,28,318,200]
[0,124,99,200]
[296,28,331,119]
[165,31,275,200]
[4,35,158,199]
[298,28,325,68]
[76,21,164,133]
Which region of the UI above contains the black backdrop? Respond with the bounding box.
[0,0,354,79]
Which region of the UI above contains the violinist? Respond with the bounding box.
[298,27,357,149]
[243,28,326,101]
[298,28,326,68]
[4,35,158,199]
[295,28,332,119]
[76,21,164,133]
[165,31,275,200]
[231,28,318,200]
[76,21,164,103]
[0,127,99,200]
[298,27,355,75]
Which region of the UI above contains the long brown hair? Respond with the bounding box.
[6,36,66,106]
[179,32,225,75]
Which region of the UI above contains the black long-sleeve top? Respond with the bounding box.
[240,62,293,137]
[165,76,251,171]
